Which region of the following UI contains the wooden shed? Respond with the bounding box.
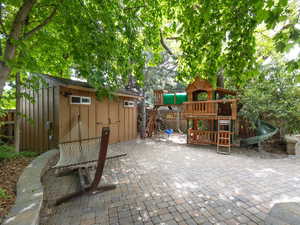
[20,74,140,153]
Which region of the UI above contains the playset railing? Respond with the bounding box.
[184,101,217,116]
[154,90,167,105]
[187,129,232,145]
[187,130,218,145]
[183,99,237,119]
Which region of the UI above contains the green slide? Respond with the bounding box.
[240,120,279,146]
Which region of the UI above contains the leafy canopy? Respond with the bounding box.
[0,0,297,95]
[161,0,291,86]
[239,63,300,134]
[0,0,163,94]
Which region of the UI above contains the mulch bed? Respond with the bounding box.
[0,157,34,222]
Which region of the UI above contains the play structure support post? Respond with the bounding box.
[176,106,182,133]
[258,141,262,152]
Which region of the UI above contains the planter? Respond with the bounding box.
[2,150,58,225]
[285,135,300,155]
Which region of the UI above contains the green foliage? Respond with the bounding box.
[1,0,298,115]
[239,64,300,135]
[0,72,45,125]
[0,188,9,199]
[273,1,300,54]
[162,0,289,86]
[237,1,300,135]
[1,0,163,93]
[2,0,296,93]
[0,144,17,159]
[0,92,15,110]
[0,144,38,160]
[143,53,185,105]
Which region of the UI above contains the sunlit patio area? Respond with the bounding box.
[39,135,300,225]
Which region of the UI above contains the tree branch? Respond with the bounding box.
[166,36,180,40]
[123,5,146,11]
[22,5,57,40]
[0,21,7,37]
[0,3,7,36]
[160,29,175,56]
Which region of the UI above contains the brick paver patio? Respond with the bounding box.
[39,135,300,225]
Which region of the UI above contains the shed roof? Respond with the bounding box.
[37,74,141,98]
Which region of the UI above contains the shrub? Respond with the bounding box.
[0,144,38,160]
[0,188,9,199]
[239,66,300,135]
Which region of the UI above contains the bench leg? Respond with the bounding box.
[89,184,116,194]
[55,168,76,177]
[55,128,114,206]
[55,184,116,206]
[54,190,85,206]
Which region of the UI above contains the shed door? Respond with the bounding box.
[69,105,90,141]
[95,98,120,144]
[119,97,137,142]
[108,100,120,143]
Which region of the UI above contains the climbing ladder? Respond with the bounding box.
[217,119,232,155]
[145,106,158,137]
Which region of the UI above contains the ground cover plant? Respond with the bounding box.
[0,144,37,222]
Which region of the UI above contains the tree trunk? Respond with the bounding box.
[217,74,224,88]
[217,73,224,99]
[139,98,146,138]
[15,72,21,152]
[0,0,37,95]
[137,89,146,138]
[176,106,181,133]
[0,62,11,95]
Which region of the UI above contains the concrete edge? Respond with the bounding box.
[2,149,58,225]
[285,134,300,156]
[265,202,300,225]
[285,135,300,144]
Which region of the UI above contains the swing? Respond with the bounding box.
[52,114,126,205]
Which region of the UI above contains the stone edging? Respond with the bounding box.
[265,202,300,225]
[3,150,58,225]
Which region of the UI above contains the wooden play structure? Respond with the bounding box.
[148,77,278,154]
[151,78,238,153]
[184,78,237,154]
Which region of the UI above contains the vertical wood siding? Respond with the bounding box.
[20,87,59,152]
[59,87,138,145]
[21,86,138,153]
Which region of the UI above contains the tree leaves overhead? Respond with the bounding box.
[0,0,163,93]
[0,0,294,95]
[162,0,289,87]
[239,63,300,134]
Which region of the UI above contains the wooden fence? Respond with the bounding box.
[0,110,15,144]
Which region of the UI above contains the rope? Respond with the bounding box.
[52,113,101,169]
[53,138,101,168]
[77,113,84,161]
